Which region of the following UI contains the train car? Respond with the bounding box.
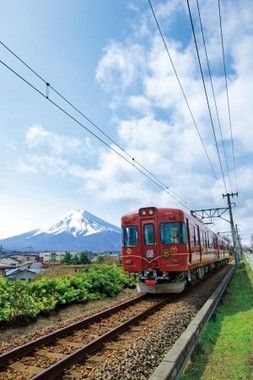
[121,207,230,293]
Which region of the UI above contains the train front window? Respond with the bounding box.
[123,226,138,247]
[160,222,187,244]
[144,224,155,245]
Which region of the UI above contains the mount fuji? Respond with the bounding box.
[0,210,122,252]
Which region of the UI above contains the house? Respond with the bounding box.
[5,261,43,282]
[0,256,21,266]
[0,262,15,277]
[39,251,66,262]
[0,253,39,265]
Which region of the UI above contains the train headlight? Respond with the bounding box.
[146,249,155,259]
[139,207,155,216]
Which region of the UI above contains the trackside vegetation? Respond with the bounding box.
[181,258,253,380]
[0,263,136,325]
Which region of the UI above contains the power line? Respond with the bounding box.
[0,43,188,208]
[147,0,223,195]
[186,0,228,194]
[195,0,233,193]
[218,0,238,194]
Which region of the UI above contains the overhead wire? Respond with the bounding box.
[147,0,223,195]
[186,0,228,194]
[0,41,188,208]
[217,0,240,231]
[195,0,233,193]
[218,0,238,194]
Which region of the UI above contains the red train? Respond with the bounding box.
[121,207,230,293]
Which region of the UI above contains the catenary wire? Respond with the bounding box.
[195,0,233,193]
[0,57,188,208]
[147,0,223,195]
[186,0,228,194]
[218,0,238,194]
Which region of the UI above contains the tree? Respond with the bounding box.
[79,251,90,264]
[61,251,72,264]
[72,255,80,265]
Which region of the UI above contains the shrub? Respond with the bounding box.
[0,263,136,324]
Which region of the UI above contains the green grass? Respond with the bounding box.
[181,257,253,380]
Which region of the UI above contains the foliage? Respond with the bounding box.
[0,263,136,324]
[61,251,90,265]
[61,251,72,264]
[84,264,129,297]
[79,251,90,264]
[0,278,16,321]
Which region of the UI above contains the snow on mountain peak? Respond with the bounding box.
[33,209,120,237]
[0,209,122,252]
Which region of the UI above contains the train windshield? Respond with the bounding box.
[122,226,138,247]
[160,222,187,244]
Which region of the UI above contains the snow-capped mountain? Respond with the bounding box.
[0,210,122,252]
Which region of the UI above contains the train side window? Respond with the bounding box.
[207,232,215,248]
[204,232,208,248]
[206,231,210,248]
[181,223,187,243]
[190,224,196,246]
[195,225,200,246]
[122,226,138,247]
[144,224,155,245]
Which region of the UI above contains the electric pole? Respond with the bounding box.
[223,192,240,266]
[235,224,243,257]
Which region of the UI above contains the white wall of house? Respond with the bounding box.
[39,251,77,262]
[7,270,37,282]
[0,257,20,265]
[6,261,43,281]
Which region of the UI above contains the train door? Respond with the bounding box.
[185,218,192,263]
[197,225,202,262]
[140,218,157,268]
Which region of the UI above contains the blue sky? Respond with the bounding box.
[0,0,252,246]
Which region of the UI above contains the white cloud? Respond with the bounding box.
[96,41,146,95]
[127,95,151,112]
[16,125,96,177]
[25,124,91,156]
[17,155,69,176]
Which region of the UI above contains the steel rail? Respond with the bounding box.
[31,296,171,380]
[0,293,146,367]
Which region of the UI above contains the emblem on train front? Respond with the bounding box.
[170,246,177,254]
[162,249,171,258]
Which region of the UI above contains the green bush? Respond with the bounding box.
[0,278,15,321]
[0,263,137,324]
[85,264,129,297]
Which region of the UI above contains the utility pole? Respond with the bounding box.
[223,192,240,266]
[235,224,243,257]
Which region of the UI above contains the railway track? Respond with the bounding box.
[0,264,234,379]
[65,264,235,379]
[0,293,173,379]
